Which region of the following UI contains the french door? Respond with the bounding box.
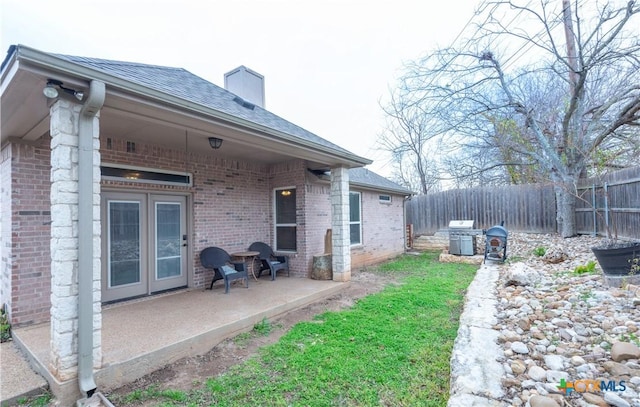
[102,192,188,302]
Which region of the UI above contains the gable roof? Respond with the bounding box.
[53,53,358,157]
[1,45,371,168]
[349,167,413,195]
[310,167,413,195]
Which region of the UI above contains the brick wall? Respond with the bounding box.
[101,136,276,287]
[3,139,52,326]
[351,190,407,267]
[302,174,407,270]
[190,152,271,286]
[302,180,333,273]
[0,143,11,317]
[4,131,407,326]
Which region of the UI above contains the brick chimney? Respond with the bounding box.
[224,66,265,109]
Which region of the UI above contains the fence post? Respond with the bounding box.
[591,183,596,237]
[604,182,610,238]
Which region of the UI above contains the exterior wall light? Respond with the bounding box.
[43,82,59,98]
[208,137,223,149]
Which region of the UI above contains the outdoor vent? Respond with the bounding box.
[233,96,255,110]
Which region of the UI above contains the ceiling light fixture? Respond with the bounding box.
[208,137,223,149]
[43,79,84,101]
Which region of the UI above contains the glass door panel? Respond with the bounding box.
[109,201,141,286]
[156,202,182,279]
[102,193,148,302]
[150,195,187,292]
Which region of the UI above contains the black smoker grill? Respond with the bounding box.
[448,220,482,256]
[484,223,508,262]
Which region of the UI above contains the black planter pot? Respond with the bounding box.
[591,242,640,276]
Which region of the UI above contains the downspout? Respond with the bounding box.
[78,80,105,397]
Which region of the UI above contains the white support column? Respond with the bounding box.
[49,99,102,381]
[330,166,351,282]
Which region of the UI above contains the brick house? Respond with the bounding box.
[1,45,411,400]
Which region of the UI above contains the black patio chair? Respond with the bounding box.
[248,241,290,280]
[200,247,248,293]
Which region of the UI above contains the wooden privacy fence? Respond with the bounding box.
[576,166,640,240]
[406,184,557,235]
[407,166,640,239]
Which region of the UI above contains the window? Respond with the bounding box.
[349,192,362,246]
[379,194,392,203]
[101,164,192,186]
[275,188,297,251]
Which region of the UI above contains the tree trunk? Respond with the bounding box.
[556,187,577,238]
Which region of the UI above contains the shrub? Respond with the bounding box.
[574,261,597,274]
[533,247,546,257]
[1,304,11,343]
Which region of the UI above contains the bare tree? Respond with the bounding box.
[392,0,640,237]
[379,90,442,194]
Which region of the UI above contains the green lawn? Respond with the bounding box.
[112,252,477,407]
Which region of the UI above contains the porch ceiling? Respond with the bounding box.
[1,62,359,171]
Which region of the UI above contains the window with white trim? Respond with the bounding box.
[379,194,392,203]
[349,192,362,246]
[275,188,297,251]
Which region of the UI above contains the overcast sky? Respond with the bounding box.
[1,0,481,177]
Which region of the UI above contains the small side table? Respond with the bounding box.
[231,251,260,281]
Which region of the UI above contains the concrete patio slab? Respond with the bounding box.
[3,277,347,406]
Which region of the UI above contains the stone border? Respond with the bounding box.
[448,262,508,406]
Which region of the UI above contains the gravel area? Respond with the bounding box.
[487,232,640,407]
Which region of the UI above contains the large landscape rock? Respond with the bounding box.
[610,341,640,362]
[504,263,539,286]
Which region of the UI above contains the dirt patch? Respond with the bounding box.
[105,269,397,403]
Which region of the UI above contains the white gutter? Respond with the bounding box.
[77,80,105,397]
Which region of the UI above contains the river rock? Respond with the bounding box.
[511,341,529,354]
[543,355,564,371]
[603,391,631,407]
[581,392,608,406]
[610,342,640,362]
[528,395,560,407]
[603,361,633,376]
[527,365,547,381]
[541,246,567,264]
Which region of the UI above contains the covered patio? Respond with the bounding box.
[7,277,347,403]
[2,45,412,405]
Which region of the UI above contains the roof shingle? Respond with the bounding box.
[54,53,355,155]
